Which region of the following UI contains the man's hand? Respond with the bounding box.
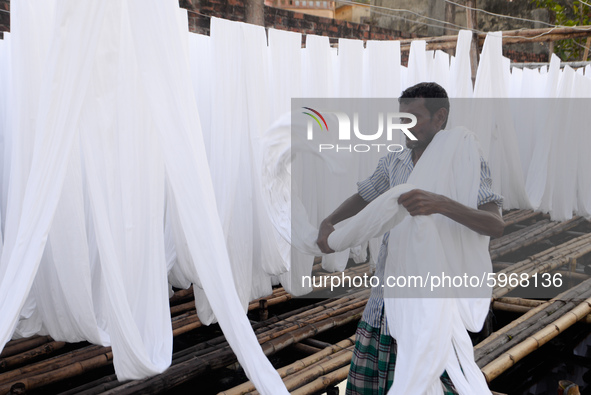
[317,220,336,253]
[397,189,447,216]
[316,193,369,253]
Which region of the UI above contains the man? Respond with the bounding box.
[316,82,504,394]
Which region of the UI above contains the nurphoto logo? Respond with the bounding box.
[302,107,418,153]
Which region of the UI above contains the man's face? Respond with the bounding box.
[399,98,442,151]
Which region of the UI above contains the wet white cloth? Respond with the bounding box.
[0,2,288,393]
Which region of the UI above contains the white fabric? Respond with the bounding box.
[472,32,531,211]
[0,2,288,393]
[126,3,287,391]
[0,0,107,351]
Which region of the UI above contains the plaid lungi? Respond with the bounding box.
[346,319,459,395]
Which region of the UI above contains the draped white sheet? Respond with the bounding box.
[0,0,108,352]
[0,1,288,392]
[472,32,531,211]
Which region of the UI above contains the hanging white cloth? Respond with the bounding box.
[0,2,289,393]
[0,0,108,353]
[471,32,531,210]
[126,2,288,391]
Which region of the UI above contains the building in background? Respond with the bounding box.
[264,0,336,18]
[266,0,371,23]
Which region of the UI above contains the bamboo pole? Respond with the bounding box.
[0,341,66,371]
[254,290,369,338]
[494,297,545,308]
[168,286,194,304]
[491,302,531,314]
[0,351,113,395]
[501,210,540,227]
[279,348,353,393]
[481,296,591,382]
[493,234,591,298]
[219,336,356,395]
[260,307,365,354]
[477,286,591,366]
[583,36,591,61]
[476,278,591,352]
[171,288,291,317]
[256,298,368,343]
[0,336,52,359]
[490,219,551,249]
[0,345,106,385]
[290,365,350,395]
[398,26,591,51]
[492,299,591,322]
[490,218,583,261]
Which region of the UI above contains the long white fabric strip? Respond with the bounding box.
[127,1,288,392]
[0,0,107,352]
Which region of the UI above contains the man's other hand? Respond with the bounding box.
[317,220,336,253]
[397,189,447,216]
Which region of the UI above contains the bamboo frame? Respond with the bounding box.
[220,336,356,395]
[0,287,368,395]
[481,296,591,382]
[493,233,591,298]
[476,278,591,353]
[490,218,583,261]
[477,284,591,366]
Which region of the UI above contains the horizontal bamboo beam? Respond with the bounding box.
[290,365,350,395]
[492,301,531,314]
[0,337,52,360]
[398,26,591,51]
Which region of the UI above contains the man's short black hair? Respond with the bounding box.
[399,82,450,129]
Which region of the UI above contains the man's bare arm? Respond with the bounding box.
[317,193,369,253]
[397,189,504,238]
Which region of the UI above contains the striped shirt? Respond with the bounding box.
[357,148,503,332]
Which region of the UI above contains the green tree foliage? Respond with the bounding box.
[532,0,590,60]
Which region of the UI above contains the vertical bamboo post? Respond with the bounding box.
[583,37,591,61]
[466,0,479,84]
[444,1,456,55]
[245,0,265,26]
